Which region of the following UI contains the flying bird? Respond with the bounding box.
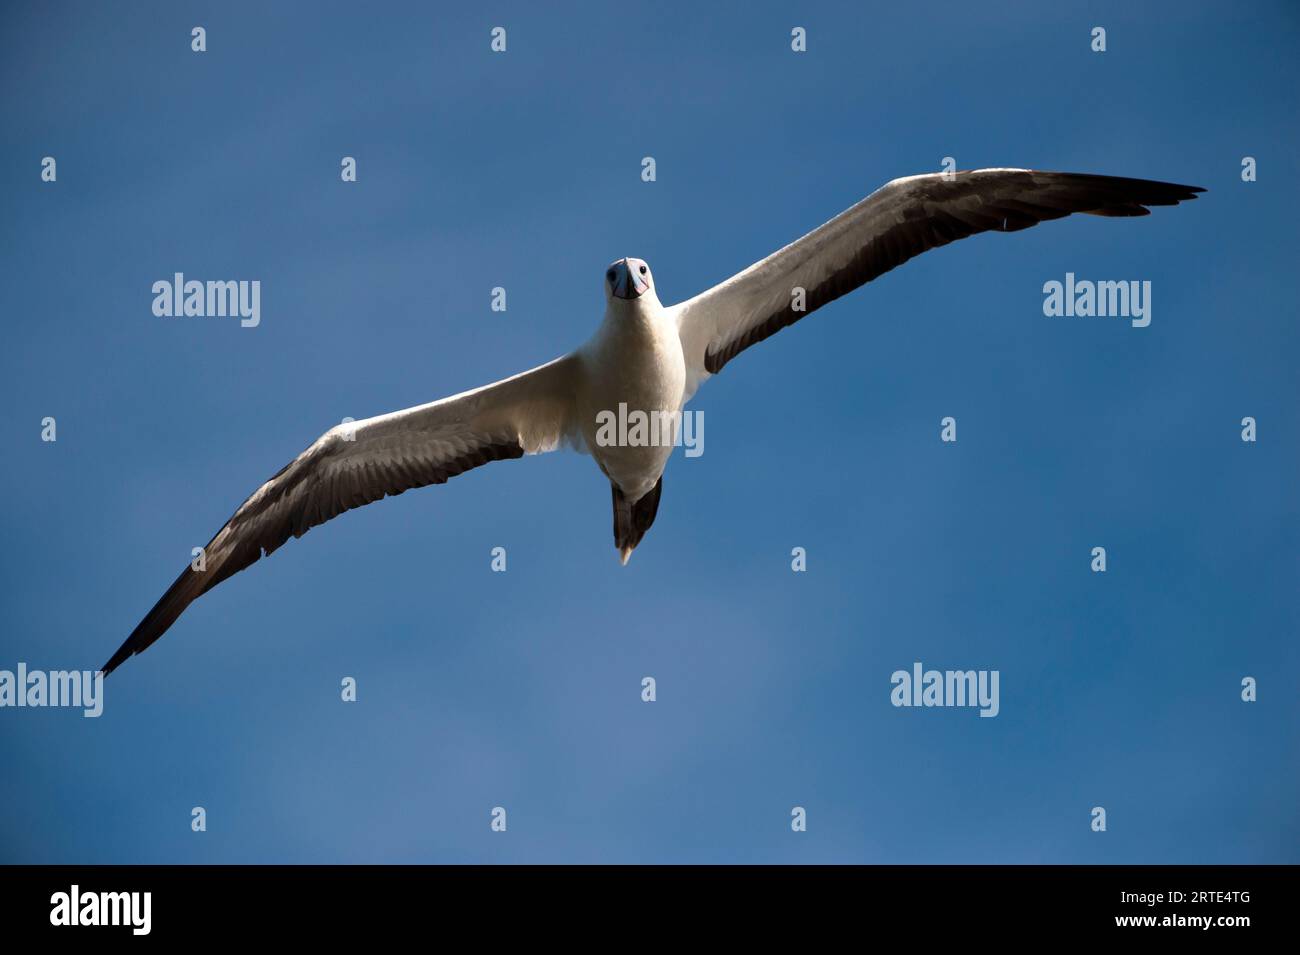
[103,168,1203,674]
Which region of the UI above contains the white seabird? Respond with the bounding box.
[103,168,1203,674]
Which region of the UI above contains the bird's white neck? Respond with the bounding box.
[595,291,668,341]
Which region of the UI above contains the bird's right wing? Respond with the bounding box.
[103,353,582,675]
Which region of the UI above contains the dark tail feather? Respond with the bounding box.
[611,476,663,565]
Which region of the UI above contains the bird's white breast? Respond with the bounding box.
[577,300,686,500]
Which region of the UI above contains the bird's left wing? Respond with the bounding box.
[671,169,1203,398]
[103,353,581,675]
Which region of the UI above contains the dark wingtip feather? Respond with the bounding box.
[1029,170,1206,206]
[101,563,207,677]
[100,644,132,678]
[101,611,162,678]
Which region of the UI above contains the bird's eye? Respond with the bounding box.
[639,265,647,275]
[607,270,616,282]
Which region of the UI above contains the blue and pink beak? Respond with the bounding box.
[608,258,650,300]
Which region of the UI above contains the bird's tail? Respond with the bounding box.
[611,477,663,565]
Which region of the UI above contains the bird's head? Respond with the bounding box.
[605,257,653,303]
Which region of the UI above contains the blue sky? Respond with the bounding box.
[1,1,1296,863]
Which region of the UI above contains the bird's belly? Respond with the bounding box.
[592,426,677,498]
[580,336,685,500]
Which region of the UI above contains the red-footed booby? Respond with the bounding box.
[103,168,1202,674]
